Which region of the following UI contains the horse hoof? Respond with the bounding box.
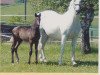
[72,62,78,67]
[58,61,62,65]
[40,58,43,62]
[43,59,47,63]
[12,63,14,65]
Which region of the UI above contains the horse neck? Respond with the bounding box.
[64,6,76,18]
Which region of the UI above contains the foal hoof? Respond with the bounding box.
[28,62,30,64]
[11,62,14,65]
[16,60,19,64]
[12,63,14,65]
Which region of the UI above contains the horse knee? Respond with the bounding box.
[11,48,15,53]
[29,50,32,56]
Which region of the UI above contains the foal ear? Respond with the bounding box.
[35,13,41,17]
[35,13,38,17]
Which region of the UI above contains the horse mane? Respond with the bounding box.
[68,0,75,10]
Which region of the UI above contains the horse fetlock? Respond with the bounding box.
[58,60,62,65]
[43,58,47,62]
[39,58,47,63]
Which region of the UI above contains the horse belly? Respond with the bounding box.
[67,24,81,39]
[44,28,61,40]
[19,32,29,42]
[48,30,61,40]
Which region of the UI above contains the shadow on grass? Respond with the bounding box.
[91,47,98,54]
[39,60,98,67]
[46,61,67,66]
[76,60,98,66]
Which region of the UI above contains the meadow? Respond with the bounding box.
[0,2,98,73]
[0,42,98,73]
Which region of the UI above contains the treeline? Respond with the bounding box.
[28,0,98,15]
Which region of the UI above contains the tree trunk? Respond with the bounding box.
[81,3,94,54]
[81,25,91,54]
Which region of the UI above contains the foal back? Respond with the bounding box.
[12,26,36,42]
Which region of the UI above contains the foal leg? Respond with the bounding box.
[71,37,77,66]
[35,42,38,64]
[11,38,17,64]
[15,39,22,63]
[28,41,33,64]
[59,34,66,65]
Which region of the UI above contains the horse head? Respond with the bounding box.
[74,0,83,14]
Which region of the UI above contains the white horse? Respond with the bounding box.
[38,0,82,66]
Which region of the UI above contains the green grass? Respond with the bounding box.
[1,3,33,15]
[0,42,98,72]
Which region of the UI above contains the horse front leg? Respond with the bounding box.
[28,42,33,64]
[71,37,77,66]
[38,38,47,63]
[35,42,38,64]
[38,29,48,62]
[59,35,66,65]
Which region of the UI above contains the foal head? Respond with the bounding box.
[31,13,41,30]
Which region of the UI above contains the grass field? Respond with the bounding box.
[0,42,98,73]
[0,3,99,73]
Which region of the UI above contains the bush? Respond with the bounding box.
[8,16,23,24]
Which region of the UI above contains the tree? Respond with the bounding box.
[80,1,95,54]
[28,0,98,14]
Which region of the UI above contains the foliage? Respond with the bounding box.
[8,16,23,24]
[28,0,98,14]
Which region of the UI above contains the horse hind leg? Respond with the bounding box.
[14,39,22,63]
[28,41,33,64]
[11,38,17,64]
[38,29,48,62]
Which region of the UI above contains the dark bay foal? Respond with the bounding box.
[11,13,41,64]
